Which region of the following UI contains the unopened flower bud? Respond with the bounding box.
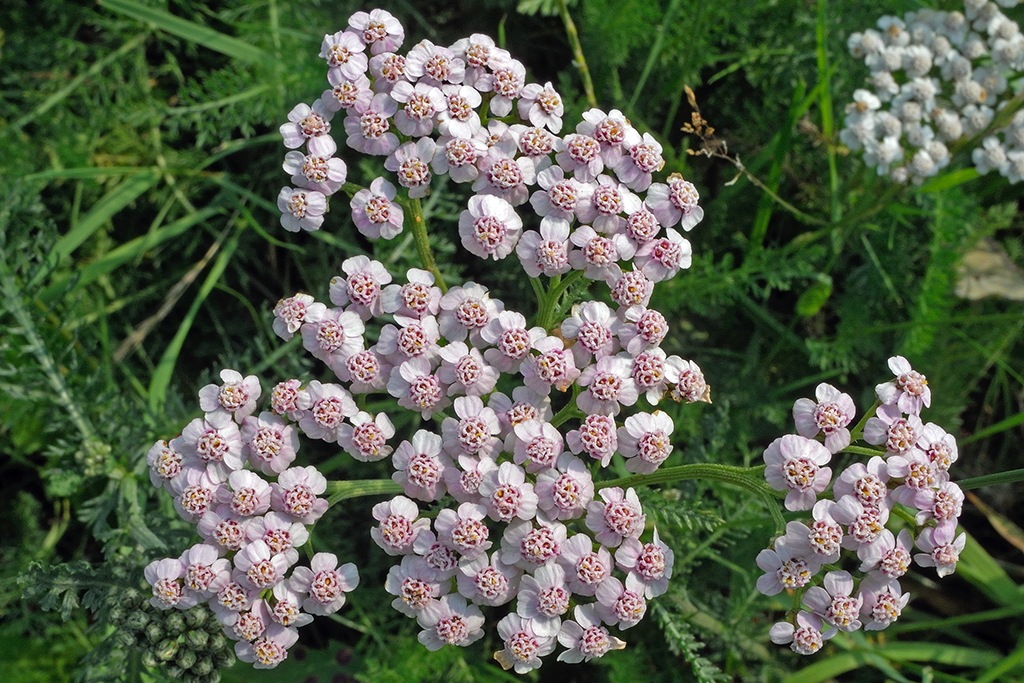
[156,638,180,661]
[144,623,164,643]
[176,649,197,670]
[215,650,235,669]
[208,633,227,653]
[192,656,215,677]
[122,587,143,605]
[125,611,150,633]
[141,650,158,668]
[115,631,136,648]
[108,606,126,624]
[184,606,208,629]
[185,629,209,650]
[164,664,184,679]
[165,613,186,635]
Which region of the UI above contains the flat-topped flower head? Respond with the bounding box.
[273,294,326,342]
[384,138,436,199]
[390,81,446,137]
[756,538,825,595]
[392,430,449,502]
[596,573,648,630]
[535,454,594,521]
[586,487,645,547]
[436,502,492,560]
[560,301,621,365]
[558,533,612,596]
[557,604,626,663]
[500,519,568,570]
[493,613,558,673]
[863,403,922,456]
[348,9,404,54]
[329,255,392,319]
[416,595,485,650]
[272,465,329,524]
[278,187,327,233]
[858,574,911,631]
[388,357,450,419]
[876,355,931,413]
[344,92,399,156]
[518,81,564,133]
[338,410,395,462]
[802,570,863,632]
[438,282,503,345]
[220,469,272,518]
[352,176,405,240]
[320,30,367,81]
[441,395,502,458]
[645,175,704,231]
[372,495,430,556]
[145,557,196,610]
[516,563,571,637]
[283,151,347,196]
[405,39,465,87]
[246,511,308,566]
[566,413,618,466]
[300,307,366,368]
[458,194,523,260]
[386,555,442,617]
[147,438,185,492]
[763,434,833,511]
[914,521,966,577]
[438,85,483,138]
[296,381,357,442]
[234,539,290,590]
[769,611,836,655]
[633,228,692,282]
[793,383,856,453]
[508,418,565,473]
[235,624,299,669]
[197,505,250,552]
[180,411,244,482]
[281,100,336,157]
[618,411,675,474]
[456,551,521,607]
[323,71,373,113]
[289,552,359,615]
[615,527,674,598]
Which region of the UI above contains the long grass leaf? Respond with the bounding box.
[37,207,223,304]
[148,229,240,413]
[955,529,1022,606]
[98,0,270,63]
[28,172,160,290]
[782,642,1000,683]
[916,168,981,193]
[23,167,158,182]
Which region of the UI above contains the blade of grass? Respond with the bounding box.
[626,0,682,116]
[974,640,1024,683]
[99,0,270,63]
[28,171,160,290]
[147,227,241,413]
[916,168,981,193]
[782,642,1001,683]
[955,529,1022,606]
[37,207,223,304]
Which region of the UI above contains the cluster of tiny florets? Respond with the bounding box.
[760,356,963,655]
[268,248,706,670]
[277,9,704,286]
[841,0,1024,184]
[144,368,358,669]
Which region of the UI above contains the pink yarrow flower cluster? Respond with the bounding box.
[145,372,362,668]
[759,360,963,654]
[263,7,712,672]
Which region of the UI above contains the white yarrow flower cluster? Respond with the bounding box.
[841,0,1024,184]
[759,357,964,655]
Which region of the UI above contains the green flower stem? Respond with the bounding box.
[890,504,918,526]
[401,196,448,293]
[848,400,880,444]
[958,467,1024,491]
[555,0,597,109]
[841,445,886,458]
[596,464,787,536]
[537,270,585,331]
[326,479,403,506]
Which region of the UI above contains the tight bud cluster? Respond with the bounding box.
[841,0,1024,184]
[112,585,235,683]
[144,368,359,669]
[758,356,963,655]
